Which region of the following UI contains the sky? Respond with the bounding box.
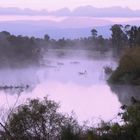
[0,0,139,11]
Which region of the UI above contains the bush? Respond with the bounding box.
[108,47,140,85]
[2,97,80,140]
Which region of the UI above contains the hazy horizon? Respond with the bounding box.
[0,1,139,39]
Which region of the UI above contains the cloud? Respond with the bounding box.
[0,0,140,10]
[0,6,139,17]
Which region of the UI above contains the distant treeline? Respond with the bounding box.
[0,31,42,67]
[0,24,140,67]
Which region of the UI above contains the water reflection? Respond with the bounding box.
[109,84,140,105]
[0,53,121,123]
[30,82,121,123]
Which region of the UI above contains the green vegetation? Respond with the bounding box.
[0,96,140,140]
[0,25,118,68]
[110,24,140,57]
[0,97,81,140]
[0,31,42,67]
[0,24,139,67]
[104,66,113,75]
[0,30,110,67]
[108,24,140,84]
[108,47,140,85]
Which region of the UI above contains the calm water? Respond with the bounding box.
[0,50,122,124]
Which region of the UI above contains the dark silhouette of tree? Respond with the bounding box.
[57,38,66,47]
[110,24,127,56]
[1,96,140,140]
[111,24,123,47]
[136,27,140,45]
[0,25,139,68]
[44,34,50,42]
[128,26,138,47]
[91,29,97,38]
[3,97,80,140]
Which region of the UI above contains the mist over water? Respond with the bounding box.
[0,49,121,123]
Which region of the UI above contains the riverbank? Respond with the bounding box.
[108,47,140,85]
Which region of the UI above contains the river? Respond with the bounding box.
[0,49,122,124]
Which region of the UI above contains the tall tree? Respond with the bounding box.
[91,29,97,38]
[4,97,80,140]
[110,24,126,55]
[44,34,50,42]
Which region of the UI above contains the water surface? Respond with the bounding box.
[0,50,121,123]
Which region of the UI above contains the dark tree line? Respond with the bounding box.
[0,24,139,67]
[110,24,140,56]
[0,30,111,67]
[0,31,43,67]
[0,96,140,140]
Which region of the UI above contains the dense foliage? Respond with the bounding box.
[0,97,81,140]
[0,24,139,67]
[0,30,111,67]
[0,31,42,67]
[108,47,140,84]
[0,96,140,140]
[0,30,110,67]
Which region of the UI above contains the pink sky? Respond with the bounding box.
[0,0,139,11]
